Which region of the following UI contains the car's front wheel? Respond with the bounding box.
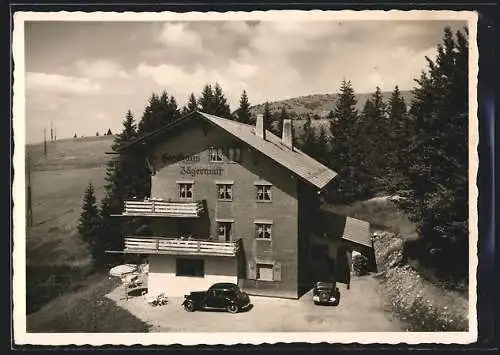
[227,304,239,314]
[184,300,195,312]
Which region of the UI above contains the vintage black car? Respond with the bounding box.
[182,283,252,313]
[312,281,341,306]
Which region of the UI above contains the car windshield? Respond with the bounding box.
[316,281,335,289]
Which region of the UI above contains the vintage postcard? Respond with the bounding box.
[12,9,479,346]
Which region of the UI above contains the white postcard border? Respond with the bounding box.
[12,9,479,346]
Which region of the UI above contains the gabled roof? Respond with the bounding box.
[342,217,372,248]
[116,111,337,190]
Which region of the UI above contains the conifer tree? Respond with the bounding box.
[198,84,215,114]
[138,91,180,135]
[300,115,317,156]
[77,181,102,265]
[182,93,199,115]
[78,181,101,245]
[315,124,329,166]
[328,79,365,203]
[397,27,469,282]
[235,90,251,124]
[212,83,232,118]
[385,85,409,192]
[270,107,288,136]
[357,86,390,192]
[99,110,150,267]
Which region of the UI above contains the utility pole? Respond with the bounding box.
[44,129,47,156]
[26,152,33,227]
[54,126,57,141]
[50,120,54,141]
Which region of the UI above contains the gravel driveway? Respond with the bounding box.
[106,275,405,332]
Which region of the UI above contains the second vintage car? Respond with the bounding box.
[182,282,252,313]
[312,281,341,306]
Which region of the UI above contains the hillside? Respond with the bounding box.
[249,90,413,118]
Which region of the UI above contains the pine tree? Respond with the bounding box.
[385,85,409,192]
[212,83,232,118]
[397,27,469,282]
[328,79,366,203]
[138,91,180,135]
[198,84,215,114]
[98,110,150,267]
[270,107,288,136]
[106,128,112,136]
[235,90,251,124]
[315,124,329,166]
[77,181,102,265]
[182,93,198,115]
[357,86,390,192]
[300,115,317,156]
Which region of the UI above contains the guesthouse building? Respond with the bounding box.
[108,111,370,299]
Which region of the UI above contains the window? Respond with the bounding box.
[217,221,233,242]
[255,222,272,240]
[256,185,272,201]
[256,263,274,281]
[227,147,241,163]
[217,184,233,201]
[209,147,224,162]
[248,261,282,281]
[178,183,193,200]
[176,258,204,277]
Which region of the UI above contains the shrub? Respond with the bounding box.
[352,254,369,276]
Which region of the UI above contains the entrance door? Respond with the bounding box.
[336,246,351,285]
[217,221,232,242]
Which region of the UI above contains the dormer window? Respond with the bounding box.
[227,146,241,163]
[209,147,224,162]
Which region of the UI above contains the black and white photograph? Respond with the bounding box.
[13,10,478,345]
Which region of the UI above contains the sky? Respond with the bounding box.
[24,19,467,143]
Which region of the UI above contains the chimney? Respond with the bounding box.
[255,114,266,140]
[282,119,293,149]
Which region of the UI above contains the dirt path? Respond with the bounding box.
[106,274,405,332]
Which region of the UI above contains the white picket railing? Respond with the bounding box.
[122,200,204,218]
[124,237,239,256]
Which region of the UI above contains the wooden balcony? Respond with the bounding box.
[113,199,204,218]
[121,237,241,257]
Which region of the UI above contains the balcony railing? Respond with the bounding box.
[114,199,204,218]
[122,237,240,257]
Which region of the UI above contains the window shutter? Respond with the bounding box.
[248,261,257,280]
[273,262,282,281]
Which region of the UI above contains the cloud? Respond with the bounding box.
[227,60,259,80]
[156,23,203,52]
[26,72,101,95]
[73,59,131,79]
[24,19,467,144]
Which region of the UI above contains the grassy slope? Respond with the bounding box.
[25,136,114,314]
[26,136,113,266]
[25,136,150,331]
[27,274,150,333]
